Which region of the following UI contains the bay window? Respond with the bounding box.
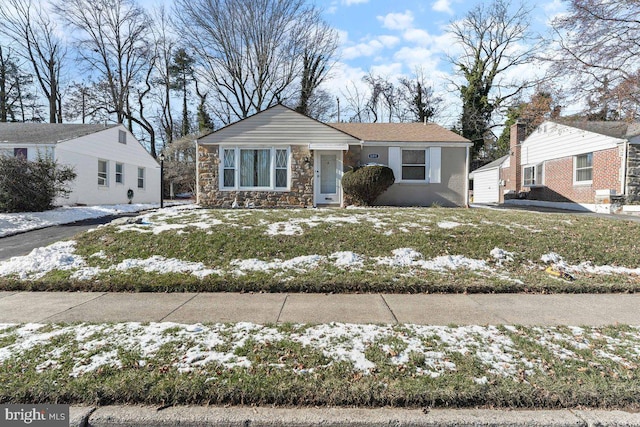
[221,147,289,190]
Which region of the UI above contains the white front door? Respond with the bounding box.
[314,150,342,205]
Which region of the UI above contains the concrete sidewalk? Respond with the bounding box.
[2,291,640,325]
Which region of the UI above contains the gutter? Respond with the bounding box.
[195,139,200,205]
[621,140,629,197]
[464,145,470,207]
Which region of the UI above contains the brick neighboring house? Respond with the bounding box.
[471,120,640,212]
[196,104,472,208]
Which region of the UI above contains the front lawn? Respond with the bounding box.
[1,322,639,408]
[1,206,640,293]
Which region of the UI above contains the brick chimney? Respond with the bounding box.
[506,122,526,194]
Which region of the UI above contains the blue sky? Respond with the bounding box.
[308,0,566,124]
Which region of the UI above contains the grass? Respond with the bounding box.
[2,206,640,293]
[1,322,640,409]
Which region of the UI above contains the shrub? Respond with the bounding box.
[0,155,76,213]
[342,165,395,206]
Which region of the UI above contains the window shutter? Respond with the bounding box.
[388,147,402,181]
[429,147,441,184]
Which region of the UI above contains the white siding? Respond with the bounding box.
[473,168,500,203]
[55,125,160,205]
[200,105,360,146]
[522,121,624,165]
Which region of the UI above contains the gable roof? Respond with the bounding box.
[471,155,509,174]
[199,104,360,145]
[0,123,118,144]
[328,122,470,143]
[551,120,640,140]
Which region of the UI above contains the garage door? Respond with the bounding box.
[473,168,500,203]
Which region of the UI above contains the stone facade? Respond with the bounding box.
[197,144,315,208]
[626,144,640,203]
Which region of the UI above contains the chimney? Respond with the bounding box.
[507,122,526,194]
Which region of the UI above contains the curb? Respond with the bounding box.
[70,406,640,427]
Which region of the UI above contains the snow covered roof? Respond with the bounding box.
[0,123,118,144]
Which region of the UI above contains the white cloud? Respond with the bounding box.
[378,35,401,48]
[432,0,454,15]
[370,62,404,77]
[394,46,440,71]
[342,0,369,5]
[377,11,414,31]
[342,40,384,60]
[340,35,399,60]
[542,0,564,13]
[403,28,433,46]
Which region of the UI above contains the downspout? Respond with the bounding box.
[621,140,628,197]
[195,139,200,205]
[464,145,470,207]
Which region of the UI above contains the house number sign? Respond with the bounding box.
[368,153,379,159]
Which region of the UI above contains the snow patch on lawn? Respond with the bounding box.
[0,241,85,279]
[3,322,639,380]
[437,221,461,229]
[376,248,488,272]
[541,252,640,275]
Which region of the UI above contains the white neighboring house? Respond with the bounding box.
[0,123,160,206]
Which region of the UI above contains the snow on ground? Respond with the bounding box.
[2,207,638,281]
[542,252,640,275]
[1,238,639,282]
[0,242,495,280]
[0,322,638,380]
[0,203,165,237]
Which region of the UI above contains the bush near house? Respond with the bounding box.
[342,165,395,205]
[0,155,76,213]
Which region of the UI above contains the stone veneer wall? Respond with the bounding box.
[627,144,640,203]
[197,144,315,208]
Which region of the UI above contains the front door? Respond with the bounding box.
[314,151,342,206]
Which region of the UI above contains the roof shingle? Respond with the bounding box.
[328,122,469,143]
[0,123,117,144]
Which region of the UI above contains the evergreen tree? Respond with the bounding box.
[169,47,195,136]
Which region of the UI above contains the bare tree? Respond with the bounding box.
[175,0,321,123]
[398,68,443,123]
[55,0,152,126]
[341,81,368,123]
[449,0,539,157]
[295,17,338,116]
[0,0,66,123]
[549,0,640,120]
[149,5,177,145]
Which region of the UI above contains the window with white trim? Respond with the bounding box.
[98,160,108,186]
[223,149,235,188]
[402,149,427,181]
[119,130,127,144]
[137,167,145,189]
[523,163,543,187]
[275,149,288,188]
[574,153,593,184]
[220,147,289,190]
[115,162,124,184]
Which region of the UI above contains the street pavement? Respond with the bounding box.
[0,212,142,261]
